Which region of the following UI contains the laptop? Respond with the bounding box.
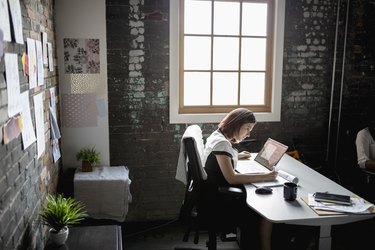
[235,138,289,187]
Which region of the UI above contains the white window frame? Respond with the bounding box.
[169,0,285,124]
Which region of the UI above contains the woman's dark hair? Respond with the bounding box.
[219,108,256,140]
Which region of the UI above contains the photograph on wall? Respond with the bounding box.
[63,38,100,74]
[0,0,11,42]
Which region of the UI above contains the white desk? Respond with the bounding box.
[74,166,132,222]
[242,154,374,250]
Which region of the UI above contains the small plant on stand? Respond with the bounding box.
[76,147,100,172]
[39,194,87,245]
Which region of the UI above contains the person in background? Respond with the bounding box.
[356,112,375,170]
[202,108,277,250]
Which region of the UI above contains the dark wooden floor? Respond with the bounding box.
[74,216,375,250]
[120,218,375,250]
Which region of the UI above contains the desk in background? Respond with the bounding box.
[74,166,132,222]
[242,154,375,250]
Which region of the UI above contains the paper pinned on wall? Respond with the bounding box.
[3,115,23,144]
[8,0,23,44]
[52,139,61,163]
[0,0,11,42]
[34,92,45,159]
[50,105,61,140]
[4,53,21,117]
[35,40,44,86]
[47,42,53,71]
[20,91,36,150]
[27,38,37,89]
[42,32,48,65]
[61,93,98,128]
[0,30,3,58]
[96,98,107,117]
[64,38,100,74]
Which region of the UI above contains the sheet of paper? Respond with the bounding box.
[64,38,100,73]
[8,0,23,44]
[20,91,36,150]
[3,115,22,144]
[35,40,44,86]
[307,193,374,214]
[27,38,37,89]
[42,32,48,65]
[34,92,45,159]
[47,42,53,71]
[4,53,21,117]
[49,105,61,140]
[52,139,61,163]
[0,0,11,41]
[0,30,3,58]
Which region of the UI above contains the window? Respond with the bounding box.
[170,0,286,123]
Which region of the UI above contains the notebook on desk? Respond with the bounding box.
[235,138,289,187]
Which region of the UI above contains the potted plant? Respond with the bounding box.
[76,147,100,172]
[39,194,87,245]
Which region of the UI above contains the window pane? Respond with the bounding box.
[240,73,265,105]
[184,72,211,105]
[184,36,211,70]
[184,0,212,35]
[214,1,240,35]
[212,72,238,105]
[242,3,268,36]
[213,37,239,70]
[241,38,266,70]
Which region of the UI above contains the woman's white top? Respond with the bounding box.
[355,127,375,169]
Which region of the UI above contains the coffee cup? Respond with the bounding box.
[283,182,297,201]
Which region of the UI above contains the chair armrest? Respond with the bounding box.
[362,169,375,176]
[218,186,245,197]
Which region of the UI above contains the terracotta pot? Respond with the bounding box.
[49,227,69,245]
[82,161,93,172]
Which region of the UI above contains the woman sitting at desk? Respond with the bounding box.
[356,114,375,170]
[202,108,277,250]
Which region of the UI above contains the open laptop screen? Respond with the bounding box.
[254,138,288,170]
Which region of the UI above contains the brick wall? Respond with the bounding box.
[0,0,59,249]
[106,0,375,222]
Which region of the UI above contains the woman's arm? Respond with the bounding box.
[216,154,277,185]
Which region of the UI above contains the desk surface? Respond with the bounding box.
[243,154,374,226]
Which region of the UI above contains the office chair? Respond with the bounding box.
[175,127,245,250]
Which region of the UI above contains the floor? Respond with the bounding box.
[120,218,375,250]
[76,216,375,250]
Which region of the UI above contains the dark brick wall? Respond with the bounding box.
[106,0,375,222]
[0,0,60,249]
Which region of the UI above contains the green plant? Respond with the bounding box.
[76,147,100,165]
[39,194,87,233]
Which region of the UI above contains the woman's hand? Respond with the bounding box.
[262,170,278,181]
[238,151,251,159]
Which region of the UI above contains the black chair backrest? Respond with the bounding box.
[178,137,205,225]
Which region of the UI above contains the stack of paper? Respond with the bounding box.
[307,193,374,214]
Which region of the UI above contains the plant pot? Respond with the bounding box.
[82,161,92,172]
[49,227,69,245]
